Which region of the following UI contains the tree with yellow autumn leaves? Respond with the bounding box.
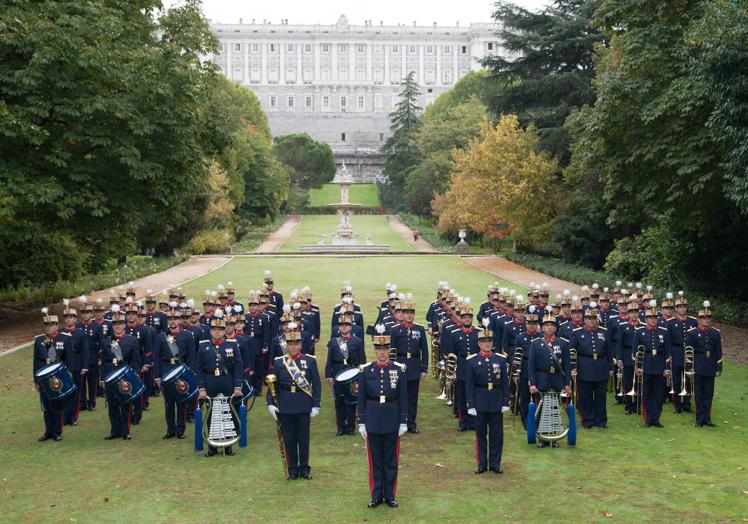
[434,115,559,248]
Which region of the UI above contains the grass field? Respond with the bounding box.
[277,215,411,251]
[2,256,746,522]
[308,183,380,207]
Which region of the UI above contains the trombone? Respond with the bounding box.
[444,353,457,406]
[510,347,524,417]
[627,346,645,414]
[681,346,695,421]
[567,348,577,403]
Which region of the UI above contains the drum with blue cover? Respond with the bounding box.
[334,367,361,405]
[35,363,77,412]
[162,364,198,403]
[104,366,145,404]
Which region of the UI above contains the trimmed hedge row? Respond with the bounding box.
[303,206,384,215]
[505,253,748,325]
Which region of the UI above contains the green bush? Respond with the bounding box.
[183,229,235,255]
[0,230,89,288]
[232,215,288,254]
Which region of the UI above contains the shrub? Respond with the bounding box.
[183,229,235,255]
[0,230,88,288]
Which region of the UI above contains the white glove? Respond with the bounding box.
[310,407,320,418]
[467,408,477,417]
[398,424,407,436]
[267,405,279,420]
[358,424,367,440]
[501,406,511,414]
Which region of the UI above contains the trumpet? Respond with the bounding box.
[265,374,288,474]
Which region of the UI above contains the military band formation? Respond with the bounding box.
[33,273,723,508]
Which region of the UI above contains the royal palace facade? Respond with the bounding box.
[209,15,503,181]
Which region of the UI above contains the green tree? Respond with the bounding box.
[480,0,607,162]
[405,96,488,216]
[380,71,422,210]
[272,133,335,190]
[0,0,228,282]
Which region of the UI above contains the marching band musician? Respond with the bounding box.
[572,306,613,429]
[685,302,722,427]
[61,300,88,426]
[266,331,321,479]
[123,300,152,424]
[245,290,271,395]
[616,299,642,415]
[77,296,106,413]
[34,309,74,441]
[358,325,408,508]
[445,298,480,431]
[154,309,196,440]
[389,296,428,434]
[632,300,671,428]
[512,305,541,429]
[667,292,697,413]
[528,309,571,447]
[325,314,366,436]
[196,311,243,457]
[100,305,140,440]
[465,321,509,473]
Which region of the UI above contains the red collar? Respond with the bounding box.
[212,338,225,346]
[341,334,351,341]
[401,321,413,329]
[375,359,390,369]
[49,331,59,340]
[584,327,595,334]
[461,326,474,334]
[677,315,687,322]
[115,332,127,341]
[289,353,302,361]
[479,351,492,358]
[646,325,657,332]
[571,320,582,327]
[699,326,710,333]
[235,329,244,336]
[126,322,137,328]
[171,327,182,335]
[544,336,556,343]
[629,319,638,326]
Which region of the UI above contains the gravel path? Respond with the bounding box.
[253,215,301,252]
[0,256,232,355]
[385,215,437,253]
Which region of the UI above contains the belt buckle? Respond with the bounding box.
[46,358,50,365]
[550,366,555,373]
[407,352,411,359]
[112,358,118,366]
[593,354,598,360]
[487,383,493,391]
[170,358,176,364]
[652,350,657,356]
[706,351,711,358]
[379,395,385,404]
[291,385,296,393]
[214,368,220,376]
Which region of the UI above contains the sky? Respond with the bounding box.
[162,0,552,26]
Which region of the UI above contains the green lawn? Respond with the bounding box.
[278,215,411,251]
[2,256,746,522]
[308,183,379,207]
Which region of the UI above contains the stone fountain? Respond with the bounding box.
[300,162,391,253]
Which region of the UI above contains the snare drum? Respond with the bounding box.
[334,367,361,405]
[104,366,145,404]
[35,363,77,412]
[162,364,198,402]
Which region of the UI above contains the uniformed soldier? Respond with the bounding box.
[300,288,321,345]
[357,326,408,508]
[61,300,88,426]
[200,290,216,326]
[558,297,583,342]
[100,305,140,440]
[325,315,366,435]
[488,292,510,354]
[196,311,244,456]
[390,297,428,433]
[34,309,75,441]
[476,284,498,323]
[144,290,167,333]
[263,270,284,316]
[512,305,541,429]
[154,309,196,439]
[245,290,271,394]
[224,281,244,316]
[77,296,105,412]
[685,302,722,427]
[445,298,480,431]
[528,309,572,447]
[573,307,613,428]
[123,300,152,423]
[633,301,671,427]
[137,302,161,397]
[667,291,697,413]
[267,331,321,479]
[616,299,642,415]
[466,323,509,473]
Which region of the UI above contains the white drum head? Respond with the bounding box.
[335,367,360,382]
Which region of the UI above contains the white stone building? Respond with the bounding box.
[209,15,502,181]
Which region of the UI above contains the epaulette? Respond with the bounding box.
[572,326,583,332]
[687,327,697,332]
[688,316,697,321]
[305,354,316,359]
[226,337,236,342]
[530,336,541,342]
[559,336,570,343]
[496,352,507,360]
[713,327,721,333]
[635,326,645,330]
[274,355,284,360]
[559,320,568,327]
[393,361,406,371]
[657,326,668,332]
[358,362,371,371]
[504,320,515,326]
[61,331,72,336]
[598,326,607,331]
[665,317,675,322]
[466,353,477,360]
[413,322,424,328]
[449,327,460,333]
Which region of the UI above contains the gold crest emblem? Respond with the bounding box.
[117,379,132,395]
[175,379,188,393]
[48,376,62,392]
